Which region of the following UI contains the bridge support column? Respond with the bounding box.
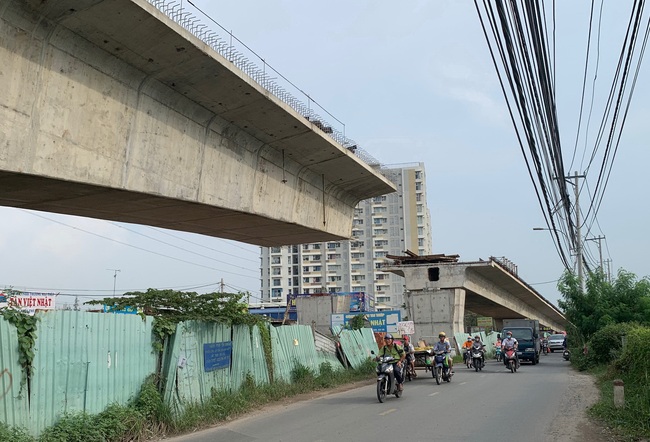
[411,288,466,347]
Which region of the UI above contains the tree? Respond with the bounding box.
[558,269,650,341]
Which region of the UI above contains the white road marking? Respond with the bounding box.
[458,381,467,385]
[428,391,440,396]
[379,408,397,416]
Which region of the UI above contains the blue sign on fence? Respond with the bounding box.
[331,310,401,333]
[203,341,232,372]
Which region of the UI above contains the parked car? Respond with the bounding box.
[548,334,565,352]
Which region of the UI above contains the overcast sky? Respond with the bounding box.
[1,1,648,309]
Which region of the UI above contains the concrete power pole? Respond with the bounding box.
[586,235,605,274]
[569,172,586,293]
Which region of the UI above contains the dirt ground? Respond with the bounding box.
[544,371,620,442]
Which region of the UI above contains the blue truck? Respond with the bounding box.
[502,319,541,365]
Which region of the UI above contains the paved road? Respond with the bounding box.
[163,352,575,442]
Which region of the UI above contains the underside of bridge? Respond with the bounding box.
[0,0,395,246]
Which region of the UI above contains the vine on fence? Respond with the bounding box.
[0,307,39,396]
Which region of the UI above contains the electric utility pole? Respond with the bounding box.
[568,172,586,292]
[586,235,605,274]
[107,269,121,296]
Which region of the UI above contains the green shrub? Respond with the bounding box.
[291,362,315,383]
[0,422,33,442]
[584,322,637,368]
[38,412,105,442]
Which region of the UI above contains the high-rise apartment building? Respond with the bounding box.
[259,162,432,311]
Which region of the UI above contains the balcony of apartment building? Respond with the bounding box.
[326,253,342,263]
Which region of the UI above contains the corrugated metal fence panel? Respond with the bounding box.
[250,324,270,384]
[161,321,231,415]
[275,325,321,375]
[269,325,292,383]
[0,317,30,431]
[337,328,378,369]
[230,324,270,390]
[30,311,156,437]
[314,330,344,372]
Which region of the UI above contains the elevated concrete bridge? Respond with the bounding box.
[385,256,566,340]
[0,0,395,246]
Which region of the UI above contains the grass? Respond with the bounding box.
[588,365,650,441]
[0,360,377,441]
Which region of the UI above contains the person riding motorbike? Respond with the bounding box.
[473,335,486,366]
[376,333,405,391]
[402,335,417,378]
[461,336,473,365]
[433,332,453,373]
[501,330,519,368]
[494,335,502,361]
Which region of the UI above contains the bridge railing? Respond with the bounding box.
[146,0,383,169]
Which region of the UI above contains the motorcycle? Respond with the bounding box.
[433,350,452,385]
[404,355,416,381]
[495,346,502,362]
[471,343,484,371]
[371,351,402,402]
[503,346,519,373]
[463,349,472,368]
[541,339,549,355]
[563,349,571,361]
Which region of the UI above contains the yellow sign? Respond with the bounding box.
[477,316,493,328]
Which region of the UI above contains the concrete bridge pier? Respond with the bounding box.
[409,288,466,346]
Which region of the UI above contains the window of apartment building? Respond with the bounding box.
[329,276,342,282]
[374,240,389,247]
[303,277,310,284]
[374,228,388,235]
[291,245,299,253]
[350,241,364,248]
[312,255,322,262]
[314,277,321,283]
[375,263,383,269]
[376,273,388,280]
[354,208,364,216]
[417,215,424,224]
[304,289,310,294]
[271,257,281,264]
[415,182,422,191]
[327,253,341,260]
[351,263,365,270]
[272,268,281,276]
[302,244,309,250]
[415,170,422,180]
[373,218,387,224]
[373,196,387,203]
[351,252,365,259]
[351,275,365,281]
[356,286,367,292]
[302,256,310,262]
[374,251,388,258]
[292,277,299,286]
[418,227,424,236]
[313,265,321,271]
[328,264,341,271]
[273,279,281,286]
[272,288,282,297]
[303,266,310,273]
[353,219,364,225]
[373,206,387,213]
[313,244,321,250]
[352,230,363,237]
[327,242,341,249]
[418,238,424,246]
[271,246,281,253]
[417,204,423,213]
[416,192,422,202]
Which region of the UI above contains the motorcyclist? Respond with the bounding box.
[433,332,453,373]
[494,334,502,361]
[473,335,486,366]
[402,335,417,378]
[501,330,519,367]
[461,336,473,365]
[376,333,405,391]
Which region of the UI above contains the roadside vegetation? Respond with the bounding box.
[0,361,375,442]
[558,270,650,440]
[0,289,376,441]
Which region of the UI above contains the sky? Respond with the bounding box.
[1,1,649,309]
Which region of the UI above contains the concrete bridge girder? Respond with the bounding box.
[389,261,566,340]
[0,0,395,246]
